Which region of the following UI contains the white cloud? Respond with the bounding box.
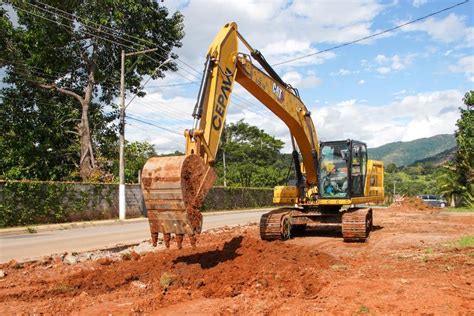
[262,40,336,67]
[449,55,474,82]
[358,79,365,85]
[391,55,404,70]
[282,71,321,88]
[167,0,385,69]
[393,89,407,95]
[125,91,196,153]
[376,67,391,74]
[312,90,462,147]
[412,0,428,8]
[371,54,414,75]
[330,68,354,76]
[400,13,472,46]
[375,54,388,64]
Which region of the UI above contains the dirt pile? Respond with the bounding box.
[0,226,335,314]
[390,196,435,211]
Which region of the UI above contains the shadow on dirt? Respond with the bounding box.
[372,225,384,232]
[291,225,384,238]
[173,236,243,269]
[293,229,342,238]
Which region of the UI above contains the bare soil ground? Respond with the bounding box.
[0,203,473,315]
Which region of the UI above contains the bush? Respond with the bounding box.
[0,181,117,228]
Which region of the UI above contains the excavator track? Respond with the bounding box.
[341,208,373,242]
[260,209,292,241]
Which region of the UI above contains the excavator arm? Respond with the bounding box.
[141,23,320,248]
[187,22,319,184]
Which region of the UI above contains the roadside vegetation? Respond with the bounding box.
[385,91,473,208]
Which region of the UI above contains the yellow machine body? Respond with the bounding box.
[141,22,385,247]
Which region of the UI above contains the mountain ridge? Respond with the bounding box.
[368,134,456,167]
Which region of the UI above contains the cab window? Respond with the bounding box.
[319,143,349,198]
[351,143,367,196]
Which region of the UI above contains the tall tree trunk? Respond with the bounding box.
[78,102,95,180]
[39,57,97,182]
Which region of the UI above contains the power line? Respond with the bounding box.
[8,1,291,125]
[11,2,202,86]
[272,0,470,66]
[9,2,199,92]
[128,98,193,125]
[12,2,193,80]
[127,114,182,135]
[146,81,199,88]
[33,0,204,77]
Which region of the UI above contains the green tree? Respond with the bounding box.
[118,141,157,183]
[214,120,292,187]
[0,87,116,181]
[456,91,473,206]
[0,1,183,181]
[385,163,397,173]
[434,91,474,207]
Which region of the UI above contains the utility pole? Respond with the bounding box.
[119,50,126,221]
[223,150,227,187]
[118,47,161,221]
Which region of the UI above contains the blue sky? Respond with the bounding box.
[3,1,474,153]
[123,0,473,153]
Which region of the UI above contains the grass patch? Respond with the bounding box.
[160,272,176,289]
[26,227,37,234]
[331,264,349,271]
[53,283,77,294]
[425,247,433,254]
[456,236,474,248]
[358,305,370,314]
[444,207,474,212]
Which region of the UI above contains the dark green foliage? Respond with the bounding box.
[369,134,456,167]
[384,168,438,198]
[214,120,293,187]
[438,91,474,207]
[0,1,183,181]
[116,141,157,183]
[0,88,117,181]
[0,181,117,227]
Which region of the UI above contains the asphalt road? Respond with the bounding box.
[0,210,268,263]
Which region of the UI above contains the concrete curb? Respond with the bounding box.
[0,207,274,236]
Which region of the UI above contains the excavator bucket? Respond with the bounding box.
[141,155,217,248]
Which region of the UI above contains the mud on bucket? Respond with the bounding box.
[141,155,217,245]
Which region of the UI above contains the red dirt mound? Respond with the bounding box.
[390,196,435,211]
[0,227,335,313]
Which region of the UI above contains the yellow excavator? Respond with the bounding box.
[141,23,384,249]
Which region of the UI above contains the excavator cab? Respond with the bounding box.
[319,140,368,199]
